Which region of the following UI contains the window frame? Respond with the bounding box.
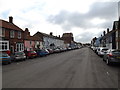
[0,41,9,51]
[16,43,24,52]
[10,30,15,38]
[0,27,5,37]
[18,31,21,39]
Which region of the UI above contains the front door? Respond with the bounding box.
[10,46,14,54]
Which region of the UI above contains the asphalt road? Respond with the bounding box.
[2,47,120,88]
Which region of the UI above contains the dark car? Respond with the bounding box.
[103,49,120,65]
[36,49,49,57]
[0,52,11,65]
[25,51,37,59]
[12,51,26,61]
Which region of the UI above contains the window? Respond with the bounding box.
[18,32,21,39]
[115,22,118,30]
[10,30,14,38]
[0,41,9,51]
[0,27,5,37]
[16,43,24,52]
[116,31,118,37]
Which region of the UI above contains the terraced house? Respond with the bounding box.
[24,28,43,51]
[0,16,24,54]
[33,32,65,49]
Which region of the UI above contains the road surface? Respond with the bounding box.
[2,47,120,88]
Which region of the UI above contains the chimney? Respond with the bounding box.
[50,32,53,36]
[107,28,109,33]
[9,16,13,23]
[58,35,60,38]
[103,31,106,36]
[25,28,30,36]
[25,28,29,32]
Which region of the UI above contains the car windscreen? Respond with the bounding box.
[2,53,9,57]
[30,51,36,53]
[15,52,24,55]
[102,49,108,51]
[102,49,108,52]
[112,51,120,55]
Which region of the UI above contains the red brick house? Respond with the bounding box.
[0,16,24,54]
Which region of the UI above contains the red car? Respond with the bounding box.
[25,51,37,59]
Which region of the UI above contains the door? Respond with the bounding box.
[10,46,14,54]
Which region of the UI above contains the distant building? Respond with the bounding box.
[61,33,74,47]
[33,32,65,49]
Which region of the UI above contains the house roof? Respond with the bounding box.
[0,19,23,31]
[34,31,63,40]
[30,36,43,41]
[101,29,116,40]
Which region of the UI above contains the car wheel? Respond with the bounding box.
[5,62,9,65]
[14,59,17,62]
[103,58,105,61]
[106,58,111,65]
[8,60,11,64]
[26,56,29,59]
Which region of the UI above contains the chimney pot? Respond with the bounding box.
[50,32,53,36]
[107,28,109,33]
[9,16,13,23]
[103,31,106,36]
[25,28,29,31]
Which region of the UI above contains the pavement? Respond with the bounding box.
[2,47,120,88]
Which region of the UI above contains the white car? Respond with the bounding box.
[97,47,108,56]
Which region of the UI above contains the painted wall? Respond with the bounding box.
[24,40,35,51]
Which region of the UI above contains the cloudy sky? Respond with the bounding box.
[0,0,120,43]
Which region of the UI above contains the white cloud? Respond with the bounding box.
[0,0,119,43]
[90,18,106,25]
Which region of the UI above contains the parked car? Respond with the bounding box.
[47,49,54,54]
[53,48,61,53]
[94,47,99,53]
[25,51,37,59]
[45,49,50,55]
[59,48,65,52]
[97,47,108,56]
[103,49,120,65]
[67,47,72,51]
[12,51,26,61]
[36,49,49,57]
[62,48,67,52]
[0,52,11,65]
